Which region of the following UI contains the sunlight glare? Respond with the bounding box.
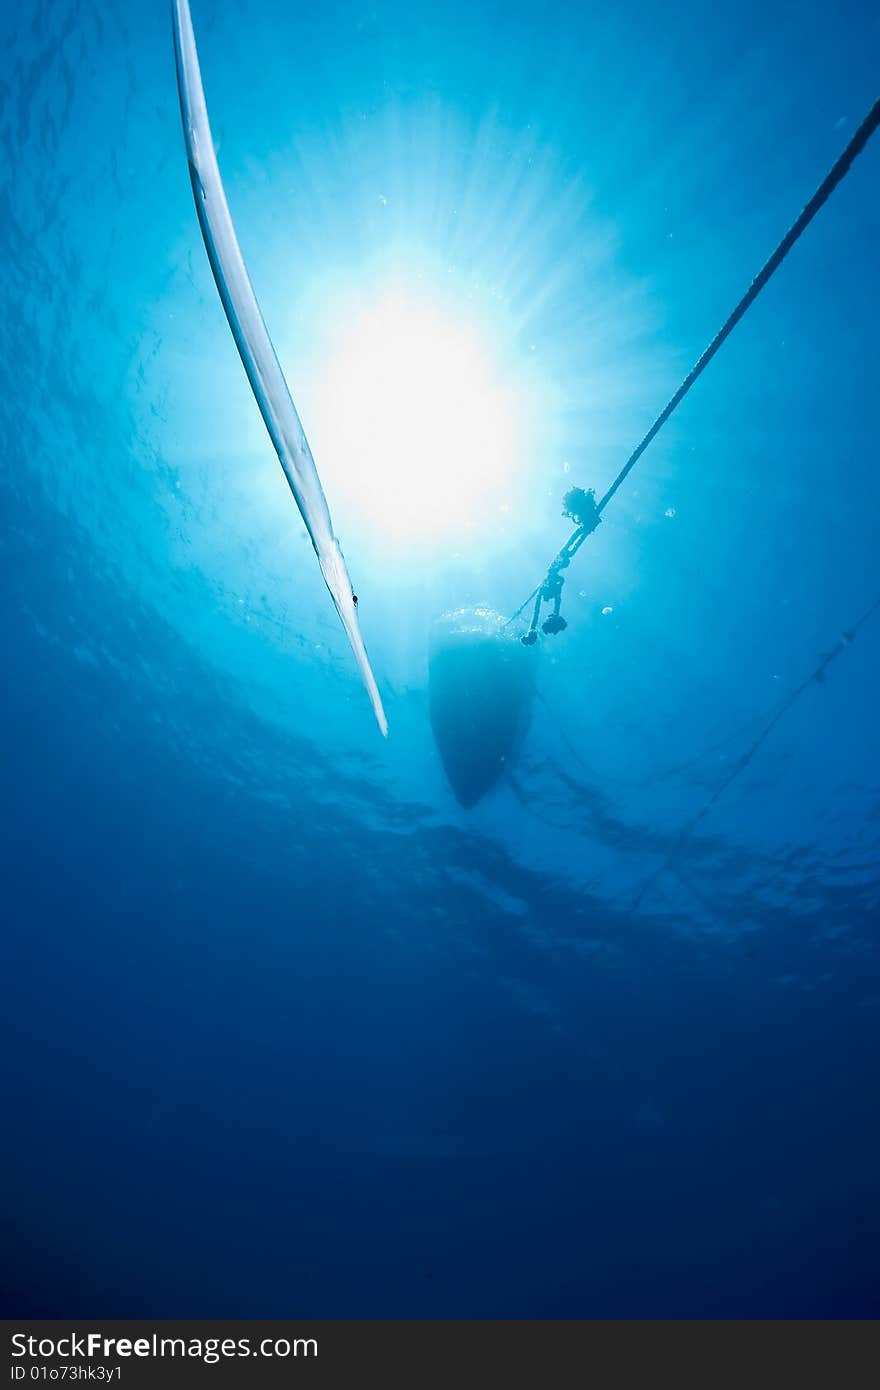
[313,292,534,542]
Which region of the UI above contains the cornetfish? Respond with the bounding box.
[171,0,387,736]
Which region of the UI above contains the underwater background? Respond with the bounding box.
[2,0,879,1317]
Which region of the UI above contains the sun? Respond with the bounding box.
[310,289,535,544]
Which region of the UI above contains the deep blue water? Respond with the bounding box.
[2,0,879,1317]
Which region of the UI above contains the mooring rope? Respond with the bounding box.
[631,595,880,909]
[510,95,880,637]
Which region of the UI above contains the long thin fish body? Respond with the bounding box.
[171,0,387,736]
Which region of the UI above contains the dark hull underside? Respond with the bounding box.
[429,608,536,807]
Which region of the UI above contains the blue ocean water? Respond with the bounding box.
[1,0,878,1317]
